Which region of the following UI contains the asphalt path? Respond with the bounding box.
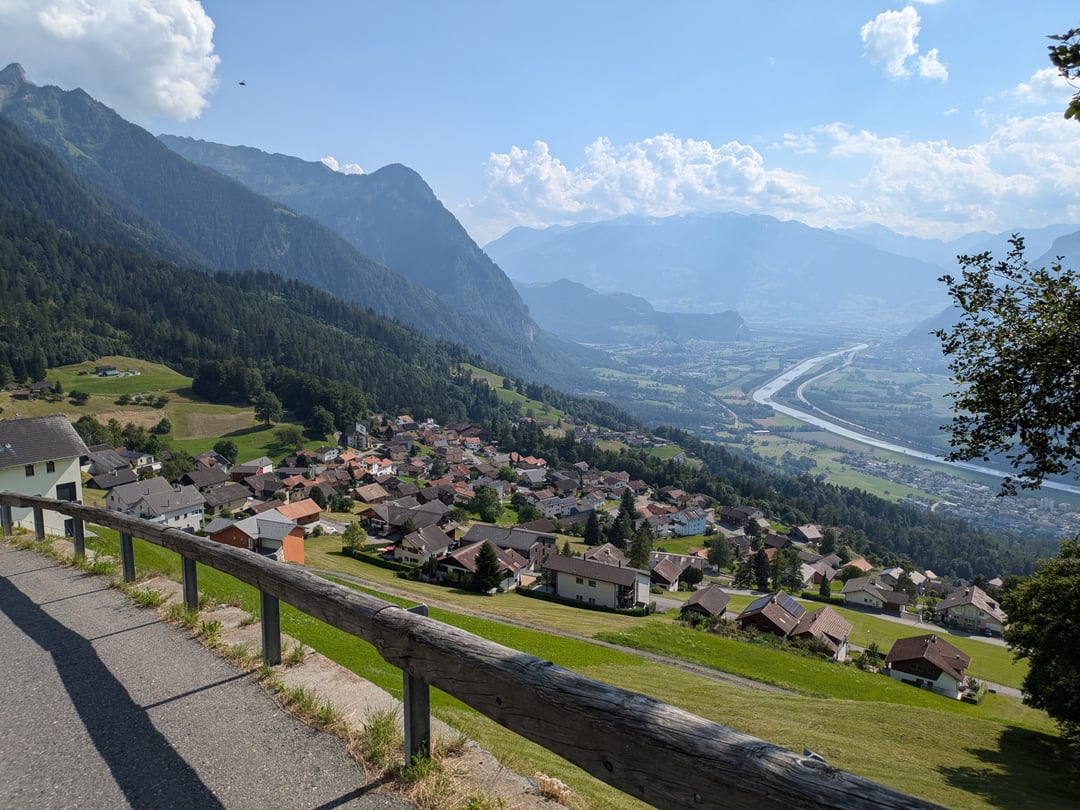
[0,544,413,810]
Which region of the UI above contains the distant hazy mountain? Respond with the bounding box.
[837,222,1078,269]
[515,278,746,345]
[486,213,953,327]
[0,63,598,387]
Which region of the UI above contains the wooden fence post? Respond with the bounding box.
[33,507,45,540]
[404,603,431,766]
[72,517,85,557]
[119,531,135,583]
[261,590,281,666]
[181,555,199,611]
[1,504,11,536]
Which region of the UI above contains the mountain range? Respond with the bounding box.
[485,213,1080,330]
[0,63,597,390]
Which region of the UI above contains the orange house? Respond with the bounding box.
[205,511,306,564]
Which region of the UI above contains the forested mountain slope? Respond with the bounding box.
[0,63,596,387]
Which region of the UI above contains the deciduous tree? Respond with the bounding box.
[254,391,283,425]
[936,238,1080,493]
[1048,28,1080,121]
[1002,537,1080,756]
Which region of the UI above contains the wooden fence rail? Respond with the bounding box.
[0,492,941,810]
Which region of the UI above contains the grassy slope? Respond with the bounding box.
[74,527,1070,810]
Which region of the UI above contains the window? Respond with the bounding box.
[46,461,55,473]
[24,464,34,477]
[576,595,583,602]
[588,580,596,587]
[588,597,596,605]
[575,577,583,584]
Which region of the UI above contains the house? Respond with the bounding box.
[934,586,1007,635]
[86,447,131,476]
[205,510,305,564]
[584,542,629,567]
[201,483,251,515]
[736,591,805,638]
[0,415,89,536]
[231,456,274,481]
[179,467,230,492]
[841,576,909,616]
[680,585,730,619]
[396,524,455,565]
[671,507,706,537]
[273,497,323,529]
[436,541,525,590]
[788,607,852,660]
[118,449,161,474]
[354,482,390,505]
[341,422,370,451]
[315,446,339,464]
[719,505,763,527]
[650,557,685,591]
[885,634,971,699]
[105,477,205,533]
[459,524,556,570]
[541,555,650,609]
[89,467,139,491]
[792,524,823,543]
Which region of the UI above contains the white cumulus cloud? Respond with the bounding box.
[461,113,1080,243]
[465,134,855,241]
[860,6,946,81]
[320,156,364,175]
[1009,67,1073,106]
[0,0,219,122]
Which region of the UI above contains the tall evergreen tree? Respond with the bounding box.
[752,540,770,591]
[473,542,503,593]
[583,511,602,547]
[628,525,654,569]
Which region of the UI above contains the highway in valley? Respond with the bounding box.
[751,344,1080,496]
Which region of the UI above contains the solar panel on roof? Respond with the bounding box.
[745,594,772,613]
[776,592,805,618]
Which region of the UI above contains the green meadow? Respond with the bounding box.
[64,528,1071,810]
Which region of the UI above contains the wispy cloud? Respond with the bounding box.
[0,0,219,122]
[860,6,947,81]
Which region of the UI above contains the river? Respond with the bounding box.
[751,344,1080,496]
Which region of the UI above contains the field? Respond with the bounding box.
[6,357,329,461]
[73,528,1069,810]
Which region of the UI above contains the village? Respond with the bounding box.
[1,410,1011,703]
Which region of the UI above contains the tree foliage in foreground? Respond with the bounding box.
[1002,537,1080,758]
[1048,27,1080,122]
[935,238,1080,494]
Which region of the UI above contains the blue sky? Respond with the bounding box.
[2,1,1078,244]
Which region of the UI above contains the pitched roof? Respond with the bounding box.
[440,540,526,575]
[584,542,629,566]
[274,498,322,521]
[401,524,454,556]
[886,634,971,682]
[461,524,556,553]
[542,554,646,586]
[936,586,1007,623]
[790,606,853,648]
[0,415,88,469]
[682,585,731,616]
[90,468,139,490]
[651,557,685,584]
[737,591,806,635]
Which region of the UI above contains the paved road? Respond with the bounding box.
[0,544,413,810]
